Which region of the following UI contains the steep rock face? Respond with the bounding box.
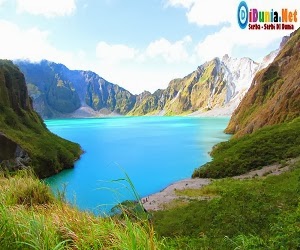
[0,60,81,177]
[16,61,136,118]
[128,90,165,115]
[84,71,136,114]
[130,56,262,116]
[130,41,284,116]
[0,133,30,170]
[225,28,300,137]
[0,60,32,113]
[16,60,81,118]
[165,59,228,114]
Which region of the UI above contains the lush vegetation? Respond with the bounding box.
[0,105,82,177]
[0,170,163,250]
[158,29,300,248]
[153,160,300,249]
[0,60,81,177]
[2,29,298,249]
[193,117,300,178]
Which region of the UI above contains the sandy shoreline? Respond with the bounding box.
[142,178,211,211]
[142,159,297,211]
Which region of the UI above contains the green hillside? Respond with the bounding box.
[193,117,300,178]
[225,28,300,137]
[0,60,81,178]
[193,28,300,179]
[154,159,300,249]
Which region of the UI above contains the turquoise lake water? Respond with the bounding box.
[45,117,230,214]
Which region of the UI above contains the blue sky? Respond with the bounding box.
[0,0,298,94]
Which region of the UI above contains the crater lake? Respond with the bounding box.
[45,117,230,214]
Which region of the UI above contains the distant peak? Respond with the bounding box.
[222,54,230,61]
[280,35,289,49]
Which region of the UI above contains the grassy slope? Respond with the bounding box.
[0,60,81,178]
[0,171,162,250]
[154,29,300,249]
[0,107,82,178]
[225,28,300,137]
[192,117,300,178]
[154,160,300,249]
[0,61,164,249]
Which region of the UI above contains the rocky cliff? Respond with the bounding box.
[225,28,300,137]
[16,60,135,118]
[129,53,277,116]
[0,60,81,177]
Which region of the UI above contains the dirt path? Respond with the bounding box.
[142,159,298,211]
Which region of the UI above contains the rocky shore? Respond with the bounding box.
[142,160,295,211]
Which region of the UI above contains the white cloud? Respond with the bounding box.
[195,24,300,62]
[96,36,194,65]
[145,36,192,63]
[195,27,234,62]
[93,37,196,93]
[96,42,138,64]
[0,0,7,6]
[187,0,237,26]
[166,0,194,8]
[167,0,236,26]
[0,18,196,94]
[91,58,195,94]
[0,20,87,70]
[168,0,300,62]
[16,0,76,17]
[167,0,299,26]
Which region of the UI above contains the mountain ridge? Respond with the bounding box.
[15,40,283,118]
[129,52,278,116]
[16,60,135,118]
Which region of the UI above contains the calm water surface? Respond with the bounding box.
[45,117,230,214]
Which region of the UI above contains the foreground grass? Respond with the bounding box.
[1,165,299,249]
[153,160,300,249]
[193,117,300,178]
[0,170,164,250]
